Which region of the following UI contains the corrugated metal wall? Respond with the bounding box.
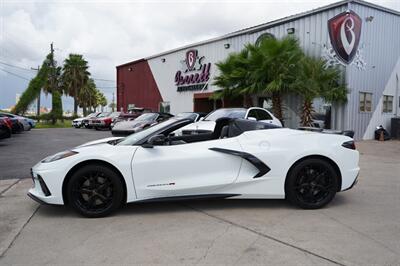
[345,2,400,139]
[144,2,400,139]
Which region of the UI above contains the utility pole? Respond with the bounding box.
[31,65,40,117]
[49,43,57,124]
[112,92,115,112]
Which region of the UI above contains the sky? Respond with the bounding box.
[1,0,399,113]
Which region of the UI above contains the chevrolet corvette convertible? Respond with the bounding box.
[28,118,359,217]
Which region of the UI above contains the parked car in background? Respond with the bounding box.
[83,112,101,128]
[175,112,207,122]
[72,112,100,128]
[111,107,151,128]
[25,117,36,128]
[0,114,24,133]
[111,112,173,136]
[311,113,326,129]
[0,112,31,131]
[176,107,282,135]
[89,112,121,130]
[0,118,12,139]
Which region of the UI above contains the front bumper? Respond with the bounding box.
[28,165,65,205]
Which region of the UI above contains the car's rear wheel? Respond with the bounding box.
[67,164,124,217]
[285,158,339,209]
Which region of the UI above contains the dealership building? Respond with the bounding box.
[116,0,400,140]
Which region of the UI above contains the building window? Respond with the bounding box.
[255,33,275,46]
[382,95,393,113]
[359,92,372,112]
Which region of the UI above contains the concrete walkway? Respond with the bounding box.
[0,140,399,265]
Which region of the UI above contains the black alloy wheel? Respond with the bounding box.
[285,158,339,209]
[67,164,124,217]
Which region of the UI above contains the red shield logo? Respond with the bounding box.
[328,11,362,64]
[186,50,198,71]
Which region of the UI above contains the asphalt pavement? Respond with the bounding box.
[0,132,399,265]
[0,127,109,180]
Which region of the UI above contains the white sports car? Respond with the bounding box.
[28,118,359,217]
[176,107,282,135]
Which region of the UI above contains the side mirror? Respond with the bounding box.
[143,134,166,148]
[247,116,257,121]
[199,117,205,121]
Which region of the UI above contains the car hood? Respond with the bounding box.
[113,120,150,130]
[77,136,124,147]
[73,118,85,122]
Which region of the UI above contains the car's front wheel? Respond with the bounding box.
[67,164,124,217]
[285,158,339,209]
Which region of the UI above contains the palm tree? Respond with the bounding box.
[293,57,347,126]
[213,48,253,106]
[247,36,304,120]
[62,54,90,116]
[77,78,97,116]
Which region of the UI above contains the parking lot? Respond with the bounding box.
[0,128,109,180]
[0,128,399,265]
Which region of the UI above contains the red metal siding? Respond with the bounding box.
[116,60,163,112]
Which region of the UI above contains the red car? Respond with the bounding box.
[0,117,12,139]
[88,112,121,130]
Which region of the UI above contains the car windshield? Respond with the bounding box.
[117,119,177,145]
[176,113,197,120]
[203,109,246,121]
[136,113,158,121]
[109,112,120,118]
[97,112,111,118]
[87,113,98,118]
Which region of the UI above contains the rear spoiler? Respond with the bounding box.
[298,127,354,138]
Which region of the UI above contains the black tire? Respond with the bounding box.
[94,127,99,130]
[285,158,339,209]
[67,164,124,218]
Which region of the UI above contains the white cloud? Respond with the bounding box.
[1,0,399,110]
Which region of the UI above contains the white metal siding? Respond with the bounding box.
[146,2,400,139]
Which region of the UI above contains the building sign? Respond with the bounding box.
[328,10,362,64]
[175,49,211,92]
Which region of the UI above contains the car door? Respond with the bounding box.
[131,137,243,199]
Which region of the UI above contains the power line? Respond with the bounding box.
[93,78,115,82]
[0,61,36,72]
[0,68,32,81]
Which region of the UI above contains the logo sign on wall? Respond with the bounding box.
[175,49,211,92]
[328,10,362,64]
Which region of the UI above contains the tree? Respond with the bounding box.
[42,53,63,124]
[247,36,304,120]
[13,57,49,114]
[213,36,304,120]
[293,57,347,126]
[96,91,107,111]
[212,48,253,106]
[78,78,96,116]
[62,54,90,116]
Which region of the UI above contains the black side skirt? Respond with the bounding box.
[209,147,270,178]
[136,194,240,203]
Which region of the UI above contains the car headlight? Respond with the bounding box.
[41,150,78,163]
